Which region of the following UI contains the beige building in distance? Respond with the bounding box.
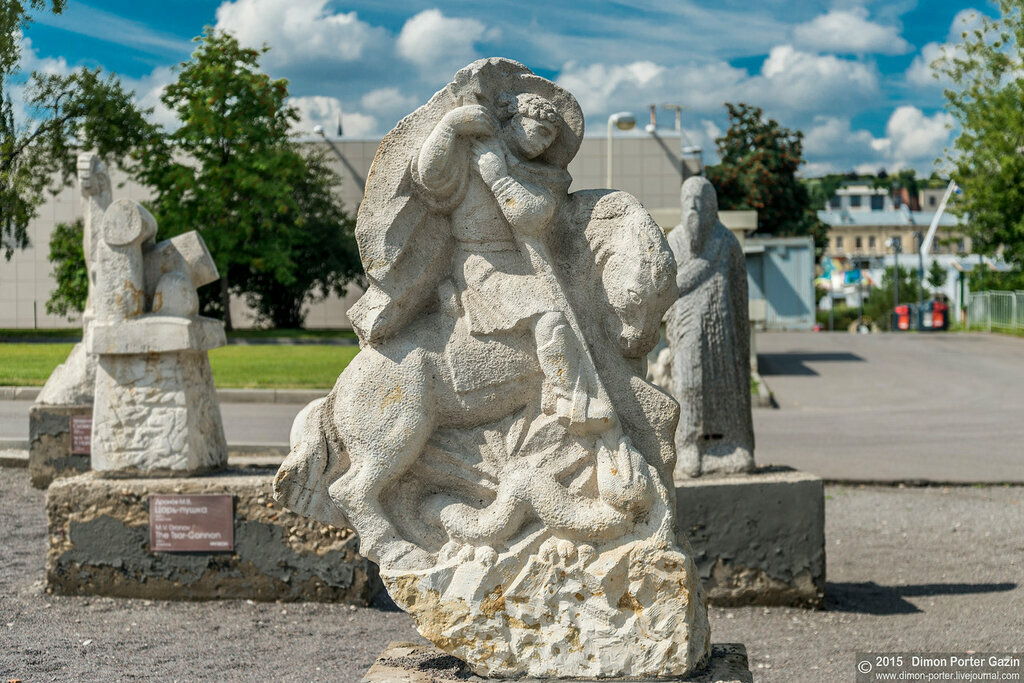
[820,183,970,264]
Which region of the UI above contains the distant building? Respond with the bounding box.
[819,182,971,265]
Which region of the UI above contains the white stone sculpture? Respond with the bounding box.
[87,197,227,475]
[275,59,710,679]
[665,177,755,478]
[35,153,110,406]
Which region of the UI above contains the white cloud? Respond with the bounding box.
[803,116,877,157]
[557,45,878,134]
[16,32,70,77]
[885,106,953,161]
[396,9,494,73]
[555,61,666,115]
[121,66,177,130]
[360,88,418,117]
[290,95,377,138]
[750,45,879,115]
[31,3,189,56]
[905,9,983,89]
[793,8,911,55]
[5,33,72,127]
[799,107,953,175]
[215,0,388,67]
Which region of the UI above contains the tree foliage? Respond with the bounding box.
[134,28,360,329]
[927,259,948,291]
[706,103,825,250]
[45,217,86,318]
[933,1,1024,264]
[1,0,150,259]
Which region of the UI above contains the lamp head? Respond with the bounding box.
[609,112,636,131]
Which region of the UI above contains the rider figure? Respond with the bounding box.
[412,93,612,432]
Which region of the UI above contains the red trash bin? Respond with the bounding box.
[894,304,911,331]
[932,300,948,330]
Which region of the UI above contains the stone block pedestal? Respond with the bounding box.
[46,470,381,603]
[29,404,92,489]
[676,467,825,607]
[362,642,753,682]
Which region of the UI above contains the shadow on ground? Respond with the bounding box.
[758,351,865,376]
[826,581,1017,615]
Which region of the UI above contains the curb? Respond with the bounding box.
[0,386,324,405]
[0,442,288,469]
[751,371,774,408]
[0,386,42,400]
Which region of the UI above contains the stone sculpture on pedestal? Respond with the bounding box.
[28,154,112,488]
[275,58,711,679]
[87,197,227,475]
[664,177,755,479]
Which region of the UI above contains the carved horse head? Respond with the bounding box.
[583,191,676,359]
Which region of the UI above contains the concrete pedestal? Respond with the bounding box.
[28,404,92,489]
[676,467,825,607]
[46,470,381,603]
[362,642,753,682]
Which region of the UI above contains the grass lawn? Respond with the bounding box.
[0,328,357,341]
[0,343,359,389]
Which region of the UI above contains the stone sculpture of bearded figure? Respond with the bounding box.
[665,176,755,478]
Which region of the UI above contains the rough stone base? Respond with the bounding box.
[676,466,825,607]
[362,642,753,682]
[46,470,381,603]
[29,403,92,489]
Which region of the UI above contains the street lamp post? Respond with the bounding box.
[887,236,902,314]
[915,231,926,316]
[606,112,636,187]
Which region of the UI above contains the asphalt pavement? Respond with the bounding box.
[1,399,304,447]
[754,331,1024,482]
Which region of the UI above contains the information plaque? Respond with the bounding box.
[69,415,92,455]
[149,494,234,552]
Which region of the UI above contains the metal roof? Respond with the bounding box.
[817,207,963,228]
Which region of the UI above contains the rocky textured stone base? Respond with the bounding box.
[362,641,753,682]
[676,467,825,607]
[28,404,92,489]
[46,470,381,603]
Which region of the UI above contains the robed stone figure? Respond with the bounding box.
[666,176,755,478]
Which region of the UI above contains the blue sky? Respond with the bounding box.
[14,0,991,176]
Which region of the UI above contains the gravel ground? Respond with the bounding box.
[1,467,1021,682]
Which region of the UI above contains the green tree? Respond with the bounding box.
[135,28,359,329]
[45,217,86,317]
[2,2,151,259]
[706,103,826,251]
[933,1,1024,264]
[241,150,362,327]
[927,259,948,291]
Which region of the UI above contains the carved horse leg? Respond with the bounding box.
[330,346,436,568]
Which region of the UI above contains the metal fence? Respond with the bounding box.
[966,290,1024,331]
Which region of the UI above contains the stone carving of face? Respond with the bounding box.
[505,113,558,159]
[78,154,109,199]
[680,177,718,252]
[500,94,559,160]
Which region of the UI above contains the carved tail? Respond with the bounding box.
[273,395,352,529]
